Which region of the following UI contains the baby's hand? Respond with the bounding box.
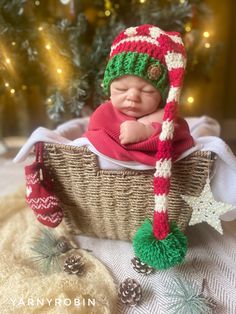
[119,121,154,145]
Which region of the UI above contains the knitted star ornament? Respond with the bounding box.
[25,142,63,227]
[103,25,188,269]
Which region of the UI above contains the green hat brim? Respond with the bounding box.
[103,52,169,104]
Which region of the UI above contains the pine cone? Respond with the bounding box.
[131,257,154,275]
[56,236,71,253]
[118,278,142,306]
[64,255,84,275]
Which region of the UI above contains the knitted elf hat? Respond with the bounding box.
[103,24,188,270]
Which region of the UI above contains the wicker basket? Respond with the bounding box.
[42,143,215,241]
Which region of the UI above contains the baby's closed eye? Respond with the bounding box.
[142,89,154,94]
[115,87,127,92]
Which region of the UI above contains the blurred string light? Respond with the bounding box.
[60,0,71,4]
[204,42,211,48]
[203,31,210,38]
[179,0,186,3]
[35,0,40,6]
[10,88,15,94]
[185,23,192,32]
[187,96,194,104]
[104,10,111,17]
[38,26,43,31]
[45,44,51,50]
[5,82,9,88]
[139,0,146,3]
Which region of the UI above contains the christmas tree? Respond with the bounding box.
[0,0,219,133]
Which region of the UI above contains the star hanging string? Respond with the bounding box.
[181,177,235,234]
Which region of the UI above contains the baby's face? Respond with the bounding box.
[110,75,162,118]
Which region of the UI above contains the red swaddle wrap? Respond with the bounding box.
[83,101,194,166]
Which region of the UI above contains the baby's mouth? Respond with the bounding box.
[124,101,138,110]
[125,108,138,115]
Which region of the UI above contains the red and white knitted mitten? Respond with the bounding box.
[24,142,63,227]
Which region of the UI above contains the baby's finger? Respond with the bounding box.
[119,132,124,140]
[120,124,126,132]
[120,138,128,145]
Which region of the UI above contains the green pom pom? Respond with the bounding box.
[132,219,187,270]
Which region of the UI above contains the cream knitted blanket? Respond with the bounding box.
[0,188,117,314]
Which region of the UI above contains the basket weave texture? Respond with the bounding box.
[43,143,215,241]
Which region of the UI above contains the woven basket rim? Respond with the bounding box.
[43,142,215,159]
[43,142,215,174]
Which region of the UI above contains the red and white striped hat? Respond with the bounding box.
[103,25,188,269]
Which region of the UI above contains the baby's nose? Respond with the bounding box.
[126,88,140,101]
